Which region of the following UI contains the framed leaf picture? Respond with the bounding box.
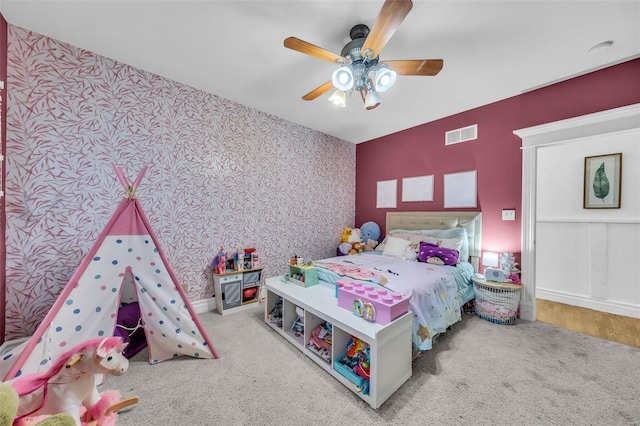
[583,153,622,209]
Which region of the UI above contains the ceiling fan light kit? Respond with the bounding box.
[332,66,354,91]
[328,90,347,108]
[374,65,397,93]
[364,90,381,110]
[284,0,443,111]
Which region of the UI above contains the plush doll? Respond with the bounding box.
[347,228,362,244]
[360,221,381,244]
[340,228,352,244]
[404,245,418,262]
[349,242,365,255]
[338,243,352,256]
[363,238,379,252]
[417,242,459,266]
[236,248,245,271]
[212,247,226,275]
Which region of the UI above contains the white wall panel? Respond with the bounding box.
[607,224,640,305]
[536,223,590,296]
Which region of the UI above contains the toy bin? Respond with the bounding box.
[333,354,367,390]
[287,264,319,287]
[473,280,522,325]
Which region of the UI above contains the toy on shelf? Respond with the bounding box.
[250,250,260,268]
[213,247,262,274]
[10,336,139,426]
[212,247,227,275]
[290,307,304,334]
[268,297,283,328]
[236,248,245,271]
[307,322,332,363]
[334,336,371,394]
[287,259,319,288]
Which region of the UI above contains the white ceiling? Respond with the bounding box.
[1,1,639,144]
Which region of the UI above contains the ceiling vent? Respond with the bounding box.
[445,124,477,145]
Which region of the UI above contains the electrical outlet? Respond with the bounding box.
[502,209,516,221]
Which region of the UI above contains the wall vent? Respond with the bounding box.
[445,124,478,145]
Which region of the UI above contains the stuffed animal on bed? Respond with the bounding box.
[340,228,352,244]
[360,221,381,244]
[347,228,362,244]
[363,238,378,252]
[349,242,365,255]
[417,242,459,266]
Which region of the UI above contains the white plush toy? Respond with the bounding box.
[347,228,362,244]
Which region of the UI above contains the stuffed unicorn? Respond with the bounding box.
[9,336,137,426]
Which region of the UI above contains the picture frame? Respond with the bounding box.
[583,153,622,209]
[376,179,397,209]
[444,170,477,208]
[402,175,434,202]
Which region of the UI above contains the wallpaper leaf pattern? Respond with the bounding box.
[4,26,355,340]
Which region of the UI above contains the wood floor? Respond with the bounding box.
[536,299,640,348]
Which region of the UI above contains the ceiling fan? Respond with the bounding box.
[284,0,443,110]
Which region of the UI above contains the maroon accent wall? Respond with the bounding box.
[356,59,640,264]
[0,13,7,344]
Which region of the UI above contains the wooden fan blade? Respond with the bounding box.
[361,0,413,60]
[382,59,444,76]
[284,37,347,64]
[302,81,334,101]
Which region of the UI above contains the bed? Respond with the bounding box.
[314,211,482,352]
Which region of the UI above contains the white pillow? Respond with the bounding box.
[376,232,423,251]
[382,236,412,259]
[421,236,463,253]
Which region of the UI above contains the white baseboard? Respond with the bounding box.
[191,297,216,314]
[537,288,640,319]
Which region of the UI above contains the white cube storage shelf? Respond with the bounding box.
[264,276,412,409]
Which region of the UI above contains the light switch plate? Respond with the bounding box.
[502,209,516,221]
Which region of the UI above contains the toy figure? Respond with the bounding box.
[236,248,245,271]
[212,247,226,275]
[251,251,260,268]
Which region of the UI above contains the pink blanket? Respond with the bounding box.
[314,262,383,282]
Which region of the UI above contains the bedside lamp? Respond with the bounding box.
[482,252,499,273]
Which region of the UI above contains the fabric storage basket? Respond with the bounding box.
[473,280,522,325]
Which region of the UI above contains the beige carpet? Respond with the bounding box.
[104,305,640,425]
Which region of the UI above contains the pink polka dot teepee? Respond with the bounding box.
[2,165,219,381]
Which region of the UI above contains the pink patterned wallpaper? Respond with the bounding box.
[4,26,355,341]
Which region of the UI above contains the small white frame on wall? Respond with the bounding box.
[376,179,397,208]
[402,175,434,202]
[444,170,477,208]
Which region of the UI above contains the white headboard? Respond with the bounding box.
[386,211,482,272]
